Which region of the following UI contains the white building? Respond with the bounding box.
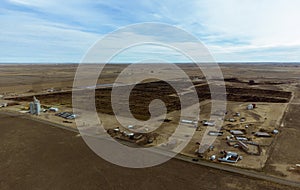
[247,104,254,110]
[0,103,7,108]
[49,107,59,112]
[203,120,216,126]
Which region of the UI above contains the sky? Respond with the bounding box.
[1,0,300,63]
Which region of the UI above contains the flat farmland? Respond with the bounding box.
[0,113,298,190]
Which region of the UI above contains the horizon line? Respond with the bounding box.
[1,62,300,65]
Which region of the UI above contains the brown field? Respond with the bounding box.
[265,100,300,181]
[7,80,291,120]
[0,63,300,189]
[0,113,298,190]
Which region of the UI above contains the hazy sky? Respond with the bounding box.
[1,0,300,63]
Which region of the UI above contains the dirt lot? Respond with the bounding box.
[193,101,288,170]
[0,113,298,190]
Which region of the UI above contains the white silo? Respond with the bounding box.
[30,96,41,115]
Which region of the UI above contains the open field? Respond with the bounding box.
[265,86,300,181]
[0,63,300,188]
[0,113,298,190]
[0,63,299,95]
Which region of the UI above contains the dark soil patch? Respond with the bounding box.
[7,81,292,120]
